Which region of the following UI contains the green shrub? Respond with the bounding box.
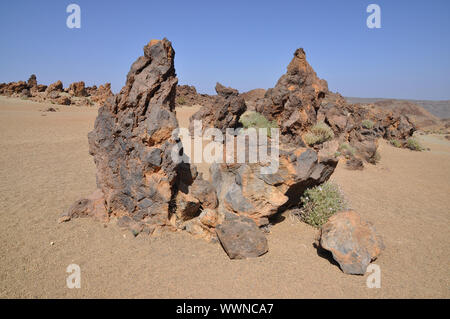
[390,139,402,148]
[338,143,356,158]
[372,150,381,164]
[298,182,347,228]
[362,119,375,129]
[239,111,278,137]
[406,138,424,151]
[176,96,186,105]
[303,122,334,146]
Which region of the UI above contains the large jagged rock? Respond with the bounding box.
[189,82,247,135]
[319,210,384,275]
[90,83,113,105]
[255,48,415,163]
[81,38,183,234]
[68,81,88,97]
[211,144,338,227]
[27,74,37,89]
[256,48,328,145]
[45,80,63,95]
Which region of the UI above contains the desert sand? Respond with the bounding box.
[0,96,449,298]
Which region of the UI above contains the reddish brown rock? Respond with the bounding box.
[27,74,37,89]
[68,81,88,97]
[59,189,108,223]
[90,83,113,105]
[319,210,384,275]
[83,38,181,233]
[175,85,215,107]
[189,82,247,134]
[216,213,268,259]
[211,146,338,227]
[45,80,63,95]
[252,48,415,162]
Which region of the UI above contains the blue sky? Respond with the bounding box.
[0,0,449,99]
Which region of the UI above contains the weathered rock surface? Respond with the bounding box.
[216,213,268,259]
[211,145,338,227]
[68,81,88,97]
[0,75,112,107]
[189,82,247,134]
[90,83,113,105]
[175,85,215,107]
[253,48,415,163]
[319,210,384,275]
[83,38,182,234]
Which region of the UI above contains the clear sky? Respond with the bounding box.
[1,0,449,100]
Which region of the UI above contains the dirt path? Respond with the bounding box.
[0,98,448,298]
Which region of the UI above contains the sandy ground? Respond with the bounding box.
[0,96,449,298]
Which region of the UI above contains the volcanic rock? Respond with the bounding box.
[211,145,338,227]
[63,38,195,236]
[319,210,384,275]
[68,81,88,97]
[27,74,37,89]
[216,213,268,259]
[189,82,247,135]
[45,80,63,95]
[90,83,113,105]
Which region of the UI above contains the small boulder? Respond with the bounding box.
[216,214,268,259]
[319,210,384,275]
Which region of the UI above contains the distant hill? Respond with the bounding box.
[345,97,450,119]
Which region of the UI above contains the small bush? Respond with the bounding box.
[239,111,278,137]
[304,122,334,146]
[297,182,347,228]
[338,143,356,158]
[372,150,381,164]
[406,138,424,151]
[390,139,402,148]
[362,119,375,129]
[176,96,186,105]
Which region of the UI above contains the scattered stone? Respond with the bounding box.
[319,210,384,275]
[215,214,268,259]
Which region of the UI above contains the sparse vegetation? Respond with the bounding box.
[239,111,278,137]
[406,137,424,151]
[297,182,347,228]
[390,139,402,148]
[362,119,375,129]
[372,150,381,164]
[176,96,186,105]
[338,143,356,158]
[303,122,334,146]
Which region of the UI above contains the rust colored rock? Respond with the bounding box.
[45,80,63,95]
[189,82,247,134]
[211,145,338,227]
[90,83,113,105]
[68,81,88,97]
[175,85,215,107]
[319,210,384,275]
[254,47,415,162]
[27,74,37,88]
[216,213,268,259]
[56,96,71,105]
[83,38,180,233]
[59,189,107,223]
[256,48,328,145]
